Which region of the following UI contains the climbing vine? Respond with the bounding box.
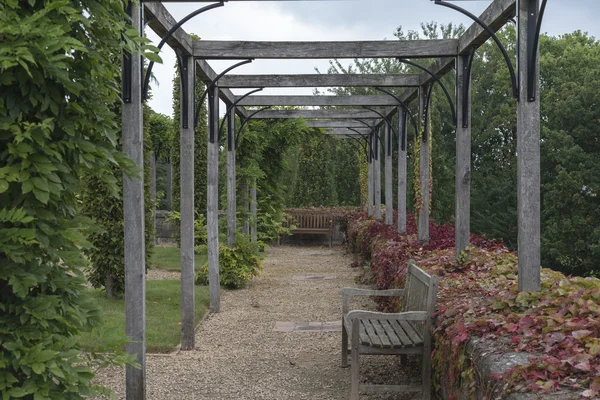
[0,0,159,396]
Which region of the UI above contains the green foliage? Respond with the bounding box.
[195,235,262,289]
[167,210,207,246]
[0,0,155,396]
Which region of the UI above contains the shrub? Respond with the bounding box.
[196,236,262,289]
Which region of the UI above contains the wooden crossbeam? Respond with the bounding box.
[219,74,420,88]
[324,128,370,136]
[305,120,378,129]
[236,95,400,107]
[193,40,458,59]
[251,109,384,119]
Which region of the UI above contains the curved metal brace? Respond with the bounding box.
[142,1,225,101]
[352,119,382,160]
[361,107,398,157]
[397,58,457,125]
[374,87,419,151]
[529,0,548,102]
[348,128,373,162]
[235,106,272,148]
[433,0,519,100]
[218,88,264,149]
[195,59,254,128]
[341,135,368,160]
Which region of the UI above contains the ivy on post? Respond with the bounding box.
[123,4,146,398]
[207,84,221,312]
[517,0,542,291]
[179,53,195,349]
[227,111,237,247]
[385,121,393,226]
[367,132,374,217]
[397,108,408,234]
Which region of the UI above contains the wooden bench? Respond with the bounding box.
[279,210,333,247]
[340,260,438,400]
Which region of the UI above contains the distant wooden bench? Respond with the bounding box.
[279,210,333,247]
[340,260,438,400]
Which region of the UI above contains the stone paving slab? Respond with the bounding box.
[273,321,342,333]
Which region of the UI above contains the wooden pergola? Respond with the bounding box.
[123,0,543,397]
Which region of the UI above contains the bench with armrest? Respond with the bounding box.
[279,210,333,247]
[340,260,438,400]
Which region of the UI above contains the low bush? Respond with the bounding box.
[346,215,600,398]
[195,236,262,289]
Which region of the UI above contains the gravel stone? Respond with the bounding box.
[92,245,422,399]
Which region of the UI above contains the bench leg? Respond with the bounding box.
[421,346,431,400]
[341,320,348,368]
[351,319,360,400]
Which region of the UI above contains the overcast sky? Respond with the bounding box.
[145,0,600,117]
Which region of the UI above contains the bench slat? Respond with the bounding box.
[361,320,383,348]
[389,320,415,347]
[380,320,402,347]
[398,320,423,346]
[371,320,392,348]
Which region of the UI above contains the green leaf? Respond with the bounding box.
[0,180,8,194]
[143,52,163,64]
[32,188,49,204]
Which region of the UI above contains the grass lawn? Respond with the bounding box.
[150,245,208,271]
[79,280,210,353]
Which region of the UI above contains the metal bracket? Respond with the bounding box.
[235,106,272,148]
[400,109,408,152]
[195,59,253,128]
[347,128,372,161]
[398,58,457,125]
[142,1,225,102]
[122,3,133,104]
[374,87,418,151]
[177,55,190,129]
[458,52,475,129]
[527,0,548,102]
[353,119,382,159]
[361,106,399,141]
[208,85,217,143]
[419,83,434,143]
[433,0,519,100]
[218,88,263,149]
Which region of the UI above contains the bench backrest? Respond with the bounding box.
[401,260,438,338]
[283,211,332,230]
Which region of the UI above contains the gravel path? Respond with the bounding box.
[93,245,421,399]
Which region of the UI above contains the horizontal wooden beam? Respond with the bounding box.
[251,109,384,119]
[219,74,420,88]
[324,128,370,137]
[143,2,248,118]
[305,120,378,129]
[193,40,458,59]
[236,95,400,107]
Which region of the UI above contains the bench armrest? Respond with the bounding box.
[345,310,428,322]
[340,288,405,297]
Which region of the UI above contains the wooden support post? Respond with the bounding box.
[418,87,430,243]
[455,55,472,259]
[166,159,173,211]
[241,181,250,235]
[250,178,257,243]
[227,111,236,248]
[207,84,220,312]
[123,4,146,399]
[374,128,382,220]
[517,0,541,291]
[397,108,407,234]
[150,151,157,244]
[367,133,374,217]
[384,122,393,226]
[179,55,195,349]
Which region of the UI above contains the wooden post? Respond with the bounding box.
[207,84,220,312]
[418,86,430,243]
[166,159,172,211]
[123,4,145,399]
[150,151,156,244]
[367,133,374,217]
[384,121,393,226]
[227,111,236,248]
[250,178,257,243]
[517,0,541,291]
[374,127,382,220]
[179,55,195,349]
[397,108,407,234]
[241,181,250,235]
[455,55,472,259]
